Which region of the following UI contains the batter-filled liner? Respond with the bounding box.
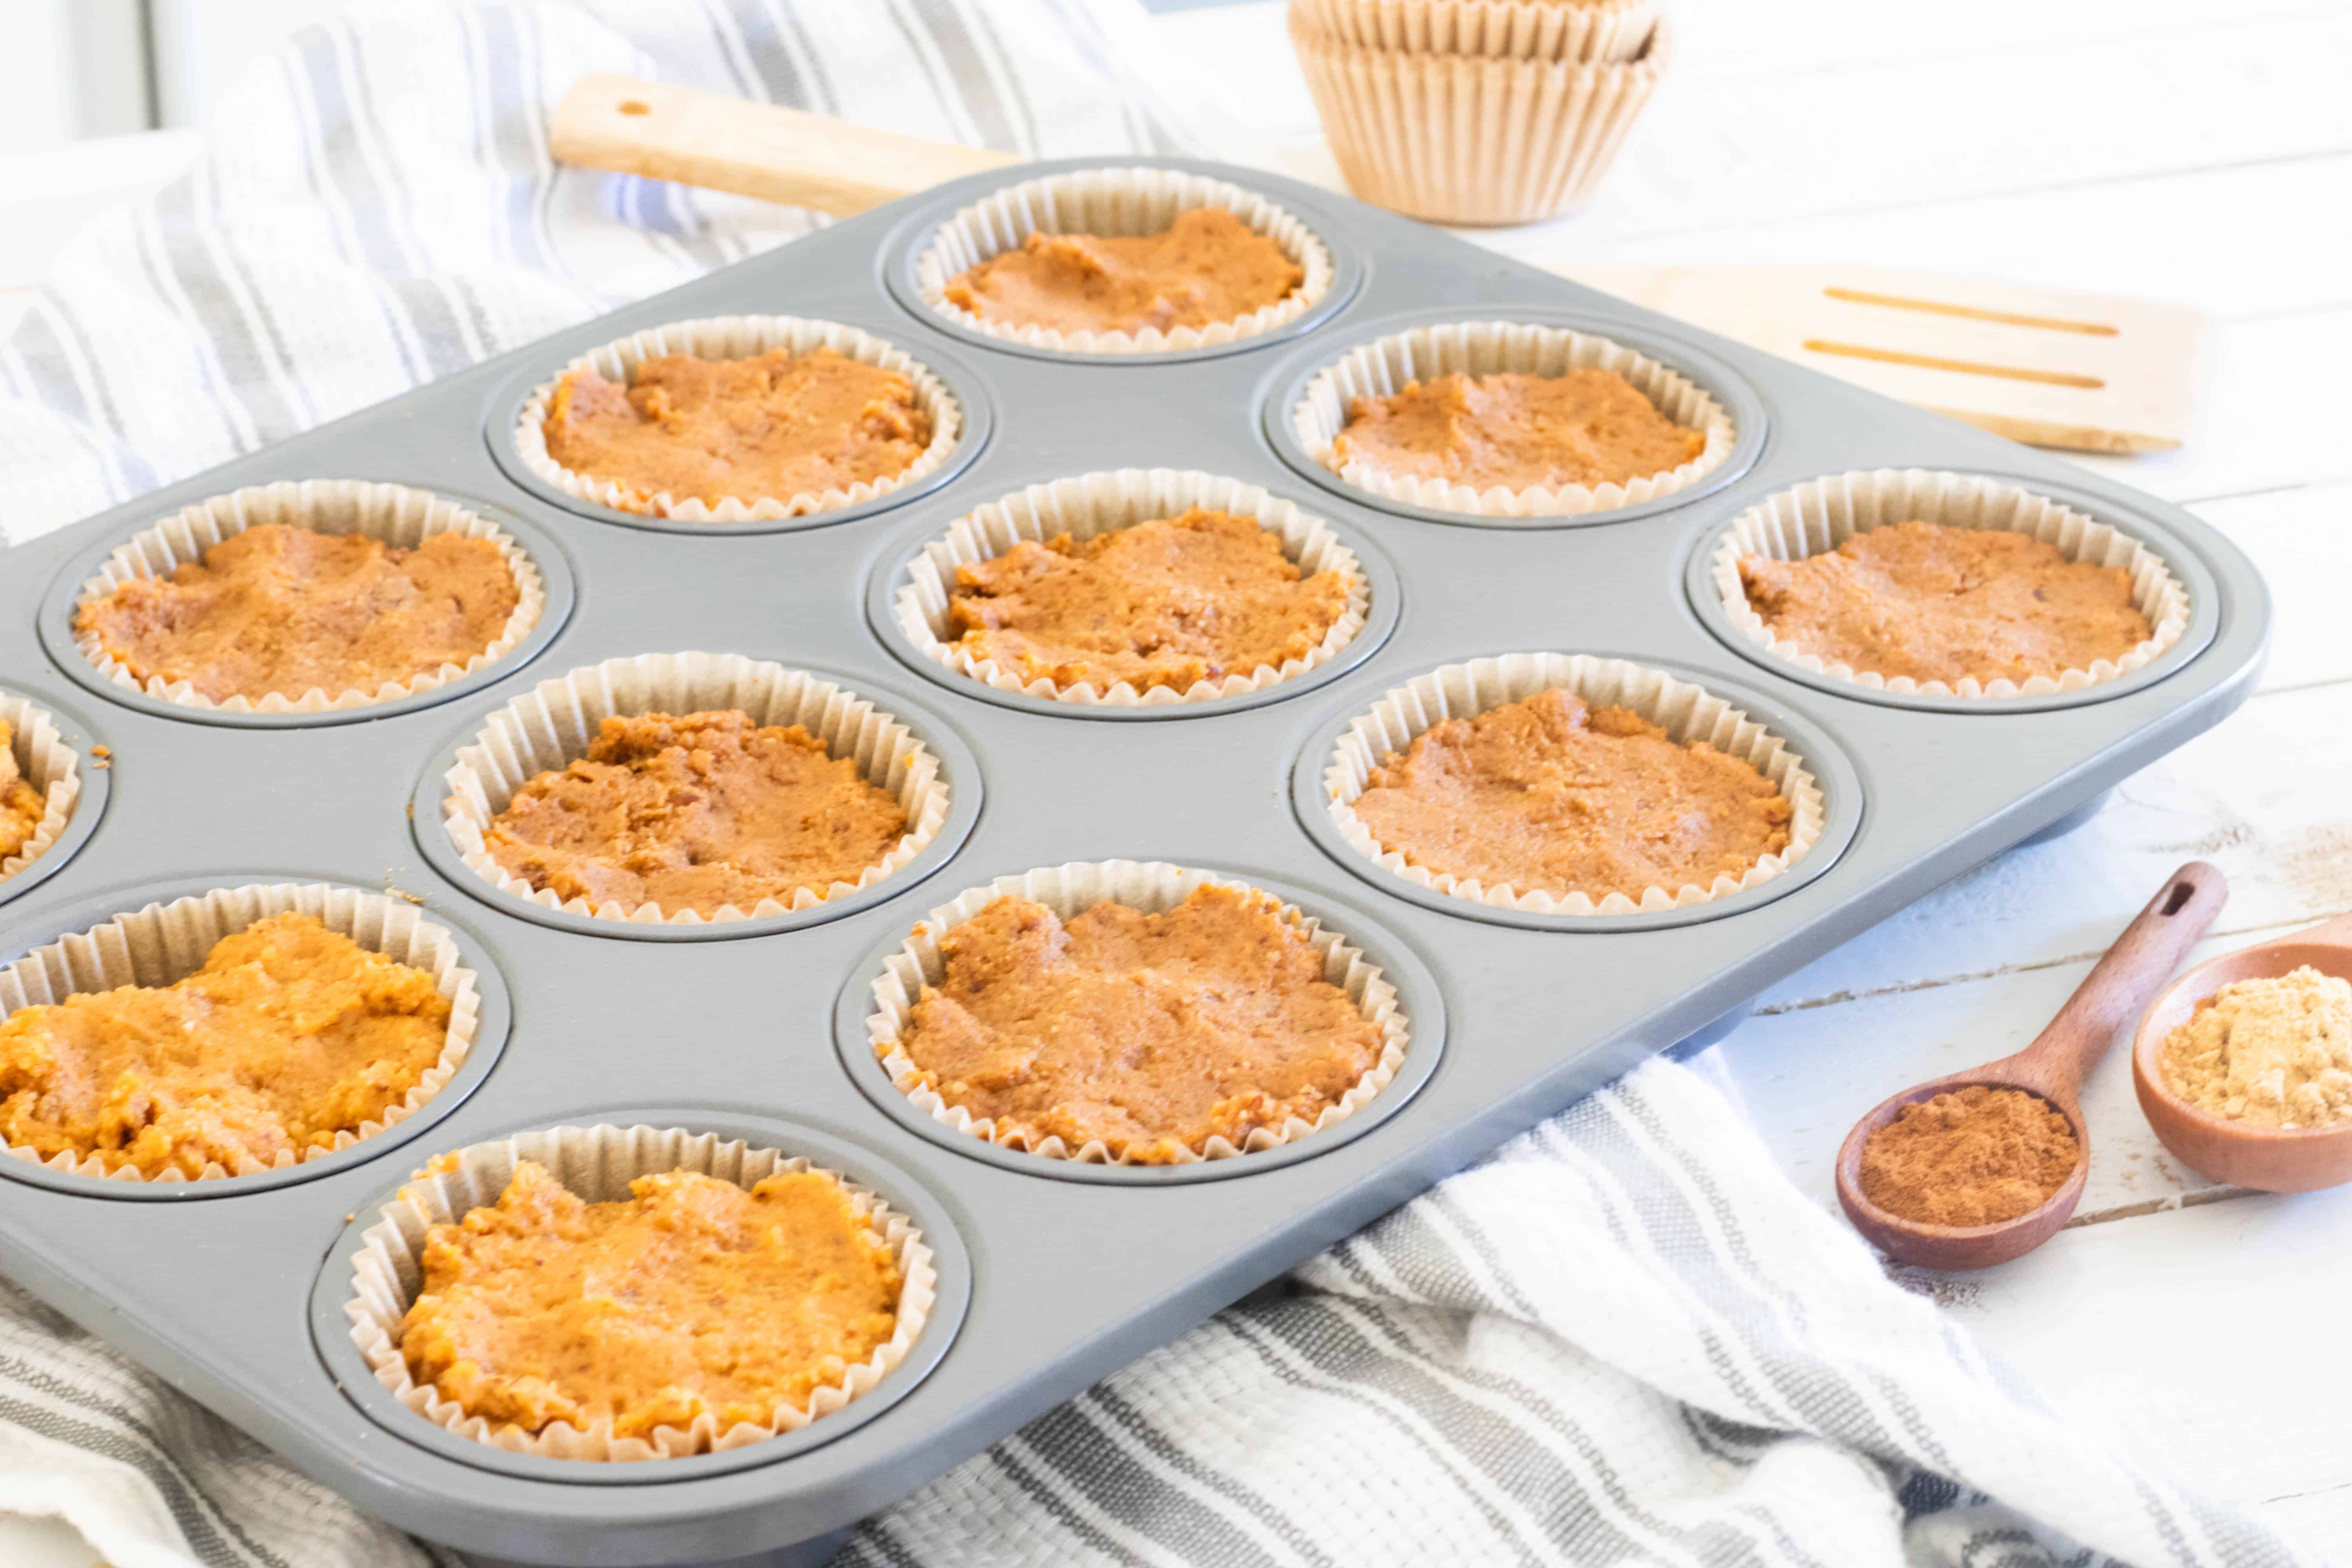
[893,469,1372,706]
[913,168,1334,356]
[512,316,962,522]
[1291,0,1657,62]
[345,1122,936,1462]
[868,860,1409,1164]
[0,692,82,888]
[1324,653,1824,915]
[439,652,949,926]
[71,481,546,714]
[1710,469,2192,699]
[0,883,480,1183]
[1290,319,1731,518]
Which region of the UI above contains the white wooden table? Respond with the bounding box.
[4,1,2347,1559]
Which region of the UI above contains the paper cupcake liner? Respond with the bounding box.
[893,470,1372,706]
[1291,13,1670,225]
[345,1122,936,1463]
[0,883,480,1183]
[1292,320,1733,517]
[868,860,1410,1165]
[1290,0,1659,63]
[513,316,964,522]
[1712,470,2194,700]
[71,481,546,714]
[0,693,82,888]
[441,653,950,926]
[1325,654,1824,915]
[913,168,1336,356]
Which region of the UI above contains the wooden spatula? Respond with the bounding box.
[548,74,2200,453]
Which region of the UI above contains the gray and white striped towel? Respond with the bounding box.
[0,5,2320,1566]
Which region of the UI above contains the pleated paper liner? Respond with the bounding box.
[0,883,481,1183]
[345,1122,937,1463]
[0,692,81,888]
[1290,12,1671,226]
[1290,0,1659,63]
[1290,319,1732,519]
[1323,654,1825,916]
[71,481,547,715]
[892,469,1372,706]
[867,860,1410,1165]
[1711,470,2193,700]
[439,653,950,927]
[912,168,1336,356]
[512,316,963,522]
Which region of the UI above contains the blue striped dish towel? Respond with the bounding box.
[0,5,2320,1566]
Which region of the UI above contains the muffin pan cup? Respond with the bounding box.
[0,156,2269,1567]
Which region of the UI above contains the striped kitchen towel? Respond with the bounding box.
[0,5,2321,1567]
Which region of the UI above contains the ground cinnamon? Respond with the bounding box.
[1858,1085,2080,1228]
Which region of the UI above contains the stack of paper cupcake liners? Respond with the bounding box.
[1289,0,1670,224]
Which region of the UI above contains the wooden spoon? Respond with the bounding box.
[1835,861,2228,1270]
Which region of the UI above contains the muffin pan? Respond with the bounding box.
[0,157,2268,1567]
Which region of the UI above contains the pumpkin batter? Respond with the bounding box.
[1332,368,1706,492]
[74,524,520,705]
[941,207,1303,336]
[1351,689,1794,901]
[483,710,908,916]
[1737,520,2152,687]
[398,1161,902,1441]
[0,912,452,1180]
[0,721,43,860]
[895,883,1386,1164]
[542,346,930,510]
[946,508,1352,695]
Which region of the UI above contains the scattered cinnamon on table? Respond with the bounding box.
[1858,1085,2080,1228]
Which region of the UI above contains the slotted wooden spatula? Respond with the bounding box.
[548,74,2201,453]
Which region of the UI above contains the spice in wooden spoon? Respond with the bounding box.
[1858,1085,2081,1228]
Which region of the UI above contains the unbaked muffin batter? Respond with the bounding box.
[0,722,43,860]
[946,508,1352,695]
[1737,520,2151,687]
[895,883,1385,1163]
[483,710,908,916]
[543,347,931,509]
[0,913,452,1179]
[398,1161,902,1441]
[74,524,519,705]
[1350,689,1794,902]
[941,207,1303,336]
[1332,368,1706,492]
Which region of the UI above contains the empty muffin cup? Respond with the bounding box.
[0,692,82,890]
[1291,0,1659,62]
[1710,470,2192,699]
[344,1121,936,1462]
[891,468,1372,706]
[512,316,964,522]
[70,481,546,715]
[1323,653,1824,916]
[867,859,1410,1165]
[0,883,481,1184]
[911,167,1336,356]
[1290,319,1733,519]
[438,652,951,927]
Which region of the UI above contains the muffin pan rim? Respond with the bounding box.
[0,680,111,911]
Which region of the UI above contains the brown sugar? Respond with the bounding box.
[73,524,519,705]
[1350,689,1793,902]
[0,912,452,1180]
[946,508,1353,695]
[542,346,931,510]
[0,721,43,859]
[941,207,1303,336]
[483,710,908,916]
[894,883,1387,1163]
[1332,368,1706,493]
[398,1161,902,1441]
[1738,521,2152,688]
[1859,1086,2080,1228]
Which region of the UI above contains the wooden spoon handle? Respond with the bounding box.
[2014,861,2228,1098]
[547,74,1014,218]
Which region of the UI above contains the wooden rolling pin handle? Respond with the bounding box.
[548,73,1015,218]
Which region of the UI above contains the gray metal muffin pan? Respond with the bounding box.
[0,157,2269,1567]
